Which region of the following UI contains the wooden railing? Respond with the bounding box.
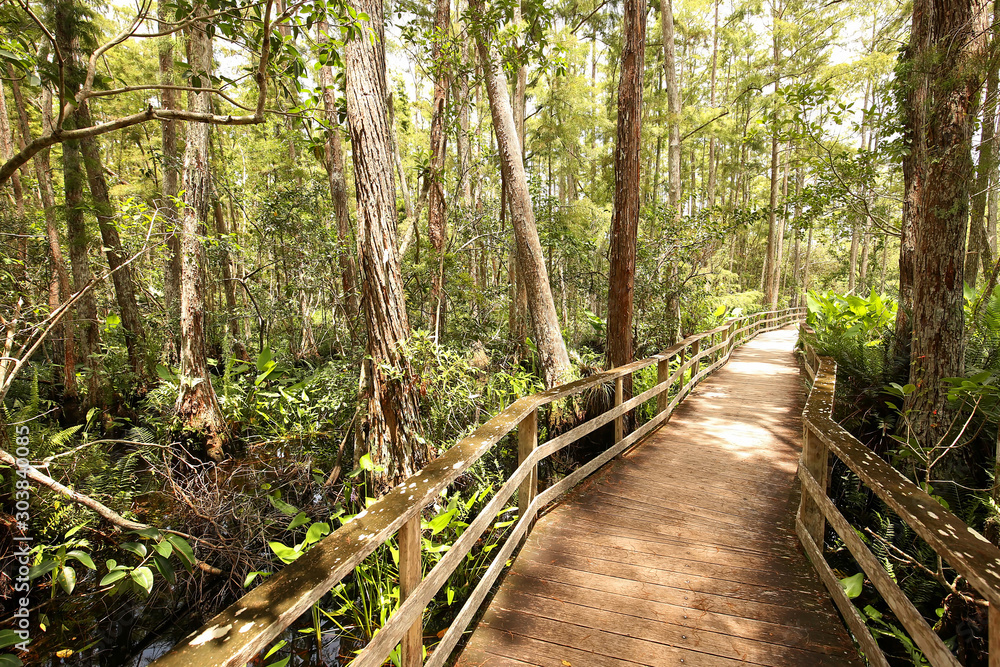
[151,307,805,667]
[798,329,1000,667]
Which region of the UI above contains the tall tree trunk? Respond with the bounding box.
[54,2,100,376]
[848,224,859,292]
[175,9,226,460]
[213,197,246,359]
[895,0,931,360]
[456,13,474,210]
[707,0,719,209]
[965,0,999,286]
[318,19,360,320]
[345,0,428,489]
[763,1,784,308]
[76,103,146,378]
[428,0,450,340]
[905,0,989,461]
[159,1,181,355]
[9,74,76,397]
[473,0,571,388]
[660,0,681,214]
[607,0,646,381]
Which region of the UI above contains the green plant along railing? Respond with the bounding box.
[798,328,1000,667]
[150,307,806,667]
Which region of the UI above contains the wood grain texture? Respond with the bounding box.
[456,328,862,667]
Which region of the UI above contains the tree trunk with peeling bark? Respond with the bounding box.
[159,1,181,356]
[905,0,989,464]
[965,0,999,287]
[607,0,645,382]
[76,103,147,378]
[175,9,227,460]
[474,0,571,388]
[345,0,428,490]
[318,20,360,321]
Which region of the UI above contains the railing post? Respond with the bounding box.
[657,356,670,413]
[691,338,701,384]
[676,346,687,395]
[799,424,829,547]
[727,320,736,357]
[518,409,538,524]
[614,376,624,444]
[398,515,422,667]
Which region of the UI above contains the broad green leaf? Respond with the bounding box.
[131,566,155,594]
[28,560,56,580]
[264,640,287,659]
[304,522,330,546]
[0,654,23,667]
[67,550,96,570]
[268,541,301,564]
[268,494,299,516]
[153,555,176,584]
[166,536,196,572]
[133,527,161,540]
[121,542,148,559]
[287,512,310,530]
[839,572,864,599]
[100,569,128,586]
[0,630,23,650]
[153,541,173,558]
[56,566,76,594]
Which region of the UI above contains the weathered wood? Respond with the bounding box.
[799,466,959,667]
[795,518,890,667]
[152,310,806,667]
[457,327,860,667]
[398,516,422,667]
[656,357,669,413]
[803,354,1000,608]
[614,375,624,444]
[799,425,828,545]
[517,409,537,524]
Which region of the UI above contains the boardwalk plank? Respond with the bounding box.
[455,328,863,666]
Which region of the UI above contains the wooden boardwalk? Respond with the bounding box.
[456,328,862,667]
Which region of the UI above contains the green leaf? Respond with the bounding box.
[0,654,23,667]
[268,541,302,564]
[256,346,274,371]
[56,566,76,594]
[153,554,176,584]
[165,536,196,572]
[133,527,162,540]
[287,512,310,530]
[426,509,455,535]
[100,570,128,586]
[264,640,287,659]
[268,494,299,516]
[359,453,374,470]
[131,566,155,594]
[244,571,270,587]
[153,541,173,558]
[839,572,864,599]
[0,630,23,650]
[122,542,148,559]
[265,659,290,667]
[28,560,56,580]
[304,522,330,546]
[66,550,96,570]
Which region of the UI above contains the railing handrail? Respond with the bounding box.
[152,307,806,667]
[797,329,1000,667]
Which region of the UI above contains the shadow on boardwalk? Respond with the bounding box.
[455,327,863,667]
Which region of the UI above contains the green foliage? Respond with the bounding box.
[805,290,896,350]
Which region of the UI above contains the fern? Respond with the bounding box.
[49,425,83,450]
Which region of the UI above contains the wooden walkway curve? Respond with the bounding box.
[456,327,863,667]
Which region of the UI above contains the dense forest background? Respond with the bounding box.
[2,0,1000,663]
